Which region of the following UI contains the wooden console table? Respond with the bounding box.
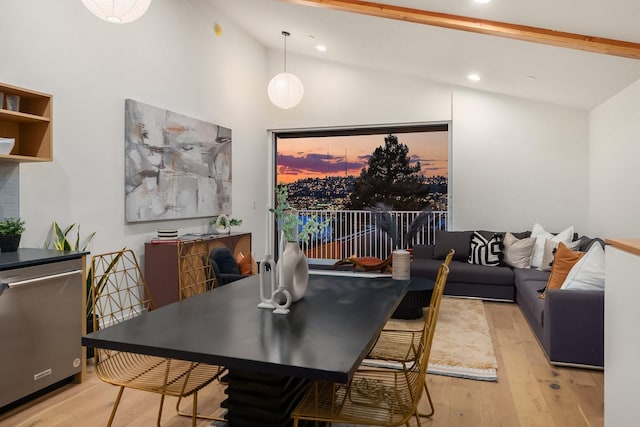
[144,232,251,308]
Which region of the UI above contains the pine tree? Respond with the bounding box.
[347,134,427,210]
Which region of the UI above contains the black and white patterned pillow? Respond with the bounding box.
[468,232,504,266]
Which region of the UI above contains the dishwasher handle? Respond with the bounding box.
[3,269,83,289]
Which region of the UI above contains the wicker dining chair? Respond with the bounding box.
[290,262,450,427]
[177,239,216,300]
[364,248,454,418]
[90,249,224,427]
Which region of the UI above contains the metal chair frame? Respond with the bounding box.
[90,249,224,427]
[365,248,454,418]
[291,262,450,427]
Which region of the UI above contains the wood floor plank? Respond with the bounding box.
[496,327,556,427]
[480,302,521,427]
[0,301,603,427]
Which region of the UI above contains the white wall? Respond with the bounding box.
[266,52,591,236]
[1,0,269,260]
[589,78,640,239]
[451,88,590,234]
[1,0,604,262]
[266,52,453,129]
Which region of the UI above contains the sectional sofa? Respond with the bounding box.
[410,229,604,368]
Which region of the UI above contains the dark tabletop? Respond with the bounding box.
[83,273,410,383]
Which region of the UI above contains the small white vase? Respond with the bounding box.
[277,241,309,302]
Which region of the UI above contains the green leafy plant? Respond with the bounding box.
[0,217,25,235]
[209,216,243,228]
[49,222,95,251]
[269,183,330,243]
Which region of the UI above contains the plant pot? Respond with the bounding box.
[0,234,21,252]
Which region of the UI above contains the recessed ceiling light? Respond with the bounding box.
[473,0,492,4]
[316,45,327,52]
[467,73,481,82]
[527,75,537,80]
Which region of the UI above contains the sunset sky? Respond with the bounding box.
[276,131,448,184]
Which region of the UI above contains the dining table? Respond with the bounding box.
[82,272,410,427]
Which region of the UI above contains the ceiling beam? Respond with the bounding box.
[281,0,640,60]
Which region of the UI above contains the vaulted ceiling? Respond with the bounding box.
[209,0,640,110]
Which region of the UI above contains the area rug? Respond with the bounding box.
[364,297,498,382]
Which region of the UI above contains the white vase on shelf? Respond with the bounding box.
[277,241,309,302]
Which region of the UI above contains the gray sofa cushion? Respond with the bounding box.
[514,268,549,327]
[577,236,605,252]
[412,258,514,286]
[433,230,472,261]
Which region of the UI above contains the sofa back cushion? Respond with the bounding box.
[433,230,472,261]
[503,232,536,269]
[468,231,504,266]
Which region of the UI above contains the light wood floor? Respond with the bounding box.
[0,301,603,427]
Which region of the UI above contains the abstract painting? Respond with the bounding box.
[124,99,232,222]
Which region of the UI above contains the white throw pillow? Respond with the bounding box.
[538,238,582,272]
[561,242,605,291]
[530,223,574,269]
[502,232,536,269]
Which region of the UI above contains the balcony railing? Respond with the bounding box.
[291,209,448,264]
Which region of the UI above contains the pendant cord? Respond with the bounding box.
[282,31,290,73]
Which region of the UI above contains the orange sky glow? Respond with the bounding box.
[276,132,448,184]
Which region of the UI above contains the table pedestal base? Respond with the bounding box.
[224,369,316,426]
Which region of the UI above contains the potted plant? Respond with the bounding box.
[270,183,329,243]
[209,215,243,234]
[0,217,25,252]
[269,184,330,302]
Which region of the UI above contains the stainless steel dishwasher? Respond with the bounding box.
[0,257,83,408]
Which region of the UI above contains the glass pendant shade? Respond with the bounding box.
[268,72,304,110]
[81,0,152,24]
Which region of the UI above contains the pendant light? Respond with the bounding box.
[268,31,304,109]
[81,0,152,24]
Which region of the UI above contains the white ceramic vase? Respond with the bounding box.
[277,241,309,302]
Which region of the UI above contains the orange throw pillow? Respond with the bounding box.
[540,242,585,298]
[236,252,252,275]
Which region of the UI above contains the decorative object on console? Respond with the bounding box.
[81,0,152,24]
[267,31,304,109]
[468,231,504,266]
[124,99,232,222]
[0,217,25,252]
[156,229,178,240]
[209,215,242,234]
